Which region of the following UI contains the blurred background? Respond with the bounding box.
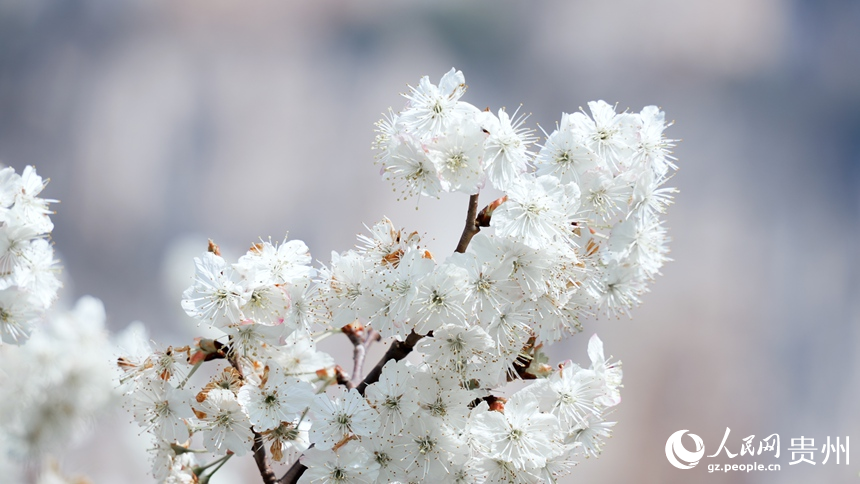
[1,0,858,482]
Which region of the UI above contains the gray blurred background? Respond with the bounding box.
[1,0,858,482]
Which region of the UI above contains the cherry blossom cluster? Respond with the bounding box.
[118,68,678,484]
[375,68,677,317]
[0,165,62,345]
[0,165,120,482]
[0,297,117,475]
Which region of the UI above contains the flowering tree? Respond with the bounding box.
[1,67,678,483]
[0,167,118,483]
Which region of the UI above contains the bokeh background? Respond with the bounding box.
[1,0,859,482]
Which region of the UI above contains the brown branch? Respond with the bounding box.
[252,431,278,484]
[355,330,423,395]
[278,331,424,484]
[454,193,481,253]
[279,457,308,484]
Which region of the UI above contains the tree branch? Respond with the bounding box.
[454,193,481,253]
[252,431,278,484]
[279,458,308,484]
[355,330,423,396]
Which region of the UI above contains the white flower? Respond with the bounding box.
[491,174,580,249]
[299,440,380,484]
[402,414,467,481]
[470,393,562,469]
[635,105,676,177]
[578,169,632,222]
[364,359,420,434]
[0,288,41,344]
[601,216,670,277]
[400,68,470,136]
[0,297,115,456]
[131,380,193,443]
[0,224,40,285]
[195,388,254,456]
[238,361,314,432]
[592,261,644,317]
[240,281,291,326]
[364,248,434,340]
[234,237,315,286]
[310,389,379,450]
[360,434,411,483]
[427,118,486,194]
[5,166,55,233]
[534,113,599,185]
[414,370,475,430]
[567,101,639,172]
[417,323,494,383]
[587,334,623,407]
[450,238,519,322]
[11,238,61,308]
[480,108,535,192]
[271,330,335,380]
[318,250,374,327]
[572,415,616,457]
[476,456,541,484]
[631,168,677,217]
[410,263,469,335]
[0,166,21,211]
[181,252,250,327]
[530,362,605,428]
[356,217,419,266]
[383,137,444,199]
[223,320,290,359]
[283,277,318,333]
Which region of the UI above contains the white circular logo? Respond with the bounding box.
[665,430,705,469]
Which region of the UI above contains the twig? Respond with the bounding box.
[279,458,308,484]
[252,431,278,484]
[454,193,481,253]
[354,330,423,396]
[341,323,382,387]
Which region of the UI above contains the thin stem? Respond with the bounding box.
[347,328,381,386]
[194,453,232,474]
[198,454,233,484]
[178,360,203,389]
[312,328,341,343]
